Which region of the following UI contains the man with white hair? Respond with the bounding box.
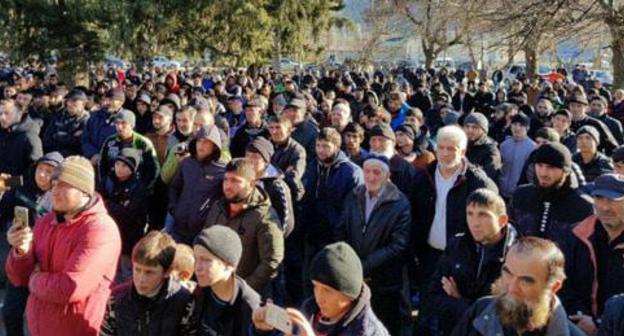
[335,153,412,336]
[413,125,498,287]
[330,99,351,134]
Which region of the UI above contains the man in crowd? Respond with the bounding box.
[302,128,363,289]
[268,115,306,203]
[252,242,390,335]
[559,174,624,335]
[202,158,284,293]
[335,154,411,335]
[193,225,261,335]
[463,112,502,181]
[168,124,225,244]
[572,125,614,182]
[82,89,129,164]
[413,125,498,283]
[230,99,270,158]
[282,98,318,161]
[98,110,160,191]
[568,94,618,155]
[588,95,624,145]
[452,237,583,335]
[5,156,122,335]
[0,99,43,177]
[42,89,90,157]
[499,113,536,200]
[511,143,593,241]
[423,189,517,336]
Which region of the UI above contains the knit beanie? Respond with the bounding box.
[52,156,95,195]
[310,242,363,299]
[193,225,243,267]
[115,148,142,173]
[369,123,396,142]
[246,136,274,163]
[395,123,416,141]
[533,143,572,172]
[464,113,489,133]
[37,151,64,168]
[114,110,136,129]
[576,125,600,145]
[363,153,390,173]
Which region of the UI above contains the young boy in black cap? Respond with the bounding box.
[100,147,148,282]
[192,225,262,336]
[253,242,390,336]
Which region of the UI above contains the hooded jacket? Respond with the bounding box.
[5,195,122,336]
[511,174,593,243]
[335,182,411,293]
[599,294,624,336]
[169,125,225,245]
[203,187,285,291]
[451,296,583,336]
[0,115,43,176]
[302,151,364,246]
[100,278,195,336]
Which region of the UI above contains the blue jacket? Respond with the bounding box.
[390,103,409,131]
[302,151,364,246]
[81,108,131,158]
[599,294,624,336]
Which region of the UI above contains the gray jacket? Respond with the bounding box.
[452,296,584,336]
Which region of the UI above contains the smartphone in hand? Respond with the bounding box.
[265,303,293,334]
[14,206,29,229]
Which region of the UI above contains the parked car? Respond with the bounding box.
[152,56,180,69]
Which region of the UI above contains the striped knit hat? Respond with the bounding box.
[52,156,95,195]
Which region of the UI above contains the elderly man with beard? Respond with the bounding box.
[452,237,583,336]
[559,174,624,335]
[511,143,593,242]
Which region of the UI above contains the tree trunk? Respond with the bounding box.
[524,45,538,79]
[609,24,624,89]
[422,38,436,69]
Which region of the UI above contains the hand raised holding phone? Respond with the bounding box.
[7,206,33,256]
[252,303,315,336]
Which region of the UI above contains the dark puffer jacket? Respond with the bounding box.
[271,137,306,202]
[572,152,613,183]
[0,115,43,176]
[257,164,294,236]
[42,108,89,157]
[203,187,284,291]
[100,278,195,336]
[336,182,411,293]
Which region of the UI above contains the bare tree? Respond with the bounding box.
[357,0,408,64]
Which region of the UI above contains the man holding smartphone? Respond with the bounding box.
[5,156,121,336]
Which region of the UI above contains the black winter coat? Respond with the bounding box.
[559,216,624,318]
[271,137,306,202]
[412,159,498,258]
[423,225,518,336]
[258,164,294,236]
[599,294,624,336]
[466,135,501,181]
[42,109,89,157]
[572,152,613,182]
[336,182,411,293]
[101,278,195,336]
[0,116,43,176]
[511,176,593,243]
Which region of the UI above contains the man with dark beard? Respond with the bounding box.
[511,143,593,242]
[452,237,583,336]
[202,158,284,293]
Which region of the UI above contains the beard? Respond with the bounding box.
[225,189,252,204]
[491,278,552,334]
[438,156,462,170]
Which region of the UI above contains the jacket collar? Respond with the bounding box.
[473,296,572,335]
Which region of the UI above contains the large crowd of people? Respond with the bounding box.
[0,61,623,335]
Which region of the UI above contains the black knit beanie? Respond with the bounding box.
[193,225,243,267]
[533,143,572,172]
[309,242,363,299]
[246,136,274,163]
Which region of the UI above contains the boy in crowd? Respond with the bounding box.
[101,231,195,335]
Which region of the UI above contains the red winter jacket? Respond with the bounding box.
[5,194,121,336]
